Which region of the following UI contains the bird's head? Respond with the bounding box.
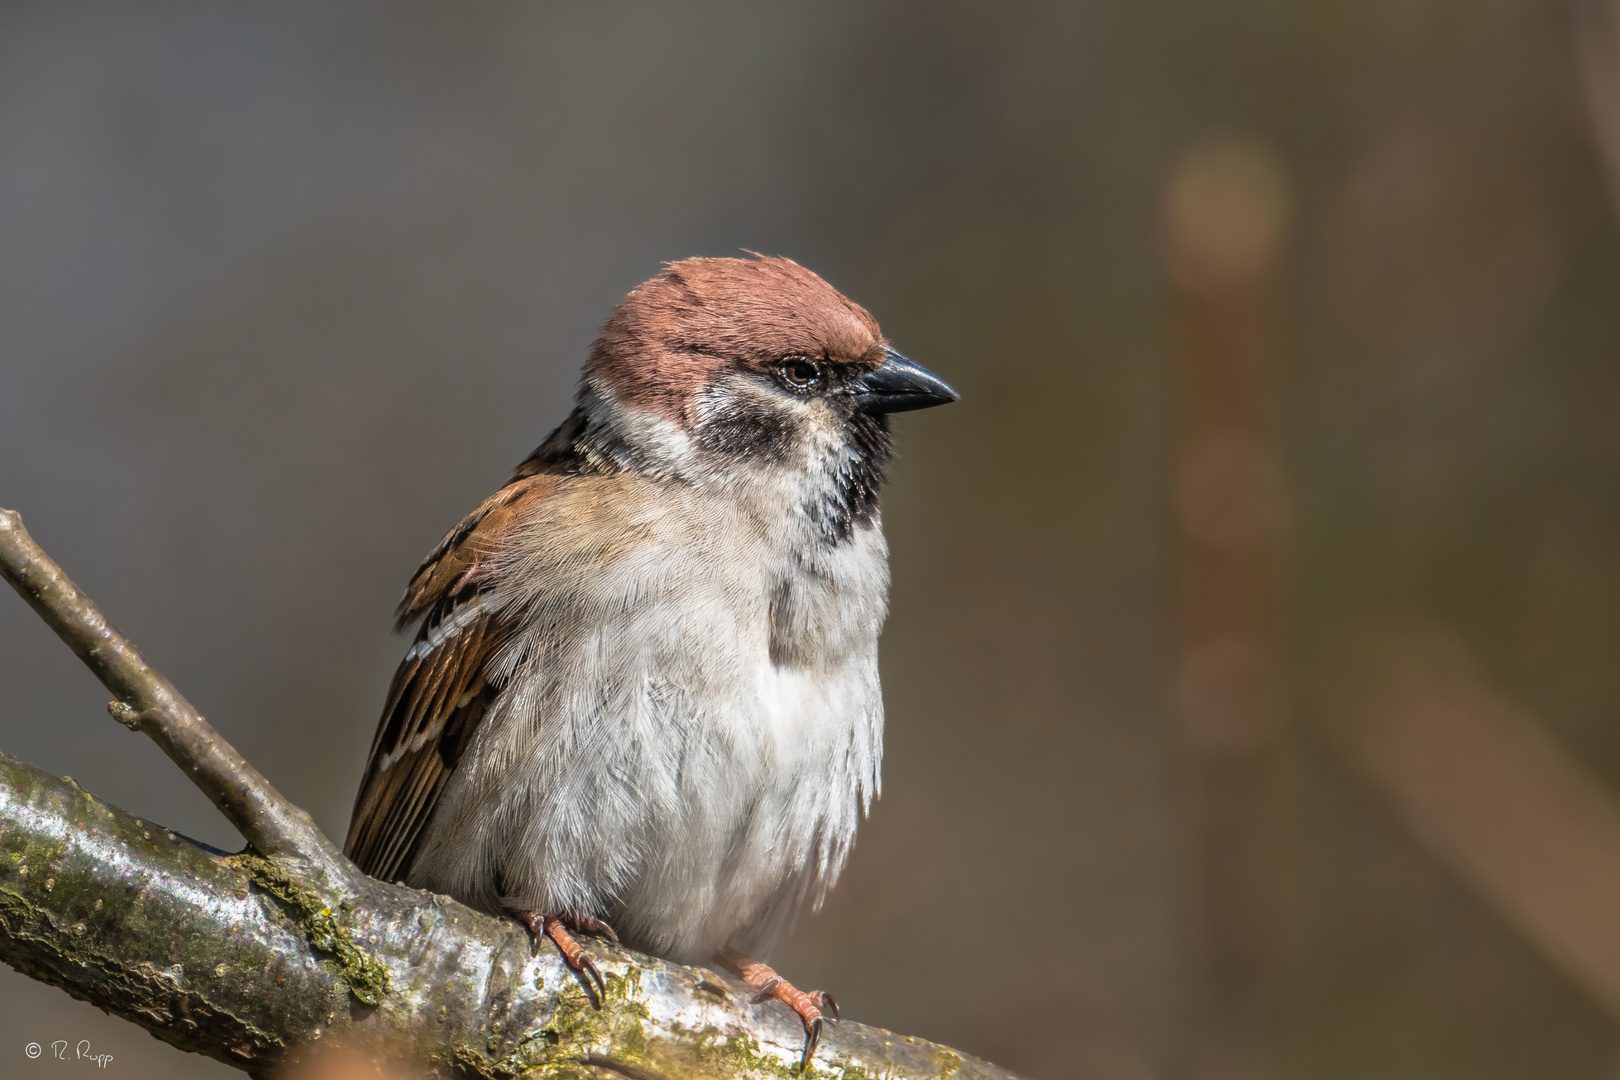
[575,255,956,539]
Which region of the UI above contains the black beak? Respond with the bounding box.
[854,346,960,414]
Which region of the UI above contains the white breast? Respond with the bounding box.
[407,470,888,963]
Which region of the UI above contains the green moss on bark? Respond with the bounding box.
[235,853,391,1006]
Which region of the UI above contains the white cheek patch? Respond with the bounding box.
[691,376,786,420]
[689,383,732,426]
[624,407,694,467]
[580,383,694,478]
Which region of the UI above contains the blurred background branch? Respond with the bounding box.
[1165,135,1296,1080]
[1578,0,1620,218]
[1317,621,1620,1023]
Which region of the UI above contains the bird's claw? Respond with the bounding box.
[577,952,606,997]
[714,947,835,1071]
[800,1014,823,1071]
[512,910,607,1003]
[794,991,836,1069]
[750,979,834,1069]
[564,912,620,944]
[515,910,547,958]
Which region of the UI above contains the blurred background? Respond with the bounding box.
[6,2,1620,1078]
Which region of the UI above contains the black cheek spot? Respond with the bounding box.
[695,397,801,462]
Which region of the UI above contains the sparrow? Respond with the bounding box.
[344,254,957,1065]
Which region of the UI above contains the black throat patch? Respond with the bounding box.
[812,409,891,546]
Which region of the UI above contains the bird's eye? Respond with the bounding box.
[777,357,823,391]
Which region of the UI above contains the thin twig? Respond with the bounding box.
[1577,0,1620,221]
[0,506,354,889]
[1317,624,1620,1024]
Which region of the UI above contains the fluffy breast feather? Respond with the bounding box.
[405,469,888,962]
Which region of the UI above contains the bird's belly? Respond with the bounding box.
[410,642,881,965]
[606,662,878,962]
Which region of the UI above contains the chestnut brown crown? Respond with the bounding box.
[585,255,935,424]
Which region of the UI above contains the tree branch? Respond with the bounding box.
[0,507,353,893]
[0,505,1018,1079]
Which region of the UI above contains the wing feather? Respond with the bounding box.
[344,472,559,882]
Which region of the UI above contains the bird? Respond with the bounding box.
[343,253,957,1065]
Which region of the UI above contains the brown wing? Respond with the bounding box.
[344,472,559,882]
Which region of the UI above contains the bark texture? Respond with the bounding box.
[0,746,1015,1080]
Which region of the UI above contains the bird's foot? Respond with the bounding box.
[715,946,837,1070]
[558,911,620,943]
[513,910,610,999]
